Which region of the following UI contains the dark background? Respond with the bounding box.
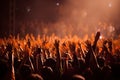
[0,0,63,37]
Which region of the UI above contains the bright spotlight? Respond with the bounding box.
[26,7,31,12]
[100,36,102,39]
[108,3,112,8]
[56,3,60,6]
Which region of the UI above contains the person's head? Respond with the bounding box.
[79,59,87,70]
[27,74,43,80]
[72,74,85,80]
[19,64,32,78]
[0,60,9,79]
[40,66,54,80]
[111,63,120,79]
[97,57,105,67]
[44,58,56,69]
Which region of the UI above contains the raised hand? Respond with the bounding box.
[85,40,92,50]
[54,39,60,49]
[6,43,13,52]
[69,42,76,53]
[95,31,100,41]
[54,39,61,78]
[102,40,108,51]
[108,40,112,52]
[93,31,100,51]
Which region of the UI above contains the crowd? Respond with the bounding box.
[0,32,120,80]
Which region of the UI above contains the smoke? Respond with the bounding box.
[54,0,119,37]
[18,0,119,38]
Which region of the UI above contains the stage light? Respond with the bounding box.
[56,3,60,6]
[109,25,115,32]
[27,8,31,12]
[108,3,112,8]
[100,36,103,39]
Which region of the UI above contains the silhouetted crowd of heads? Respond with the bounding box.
[0,32,120,80]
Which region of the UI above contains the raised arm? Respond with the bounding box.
[54,39,61,78]
[85,39,99,71]
[92,31,100,52]
[69,42,79,68]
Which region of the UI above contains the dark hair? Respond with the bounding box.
[19,64,32,78]
[27,74,43,80]
[0,60,9,79]
[72,74,85,80]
